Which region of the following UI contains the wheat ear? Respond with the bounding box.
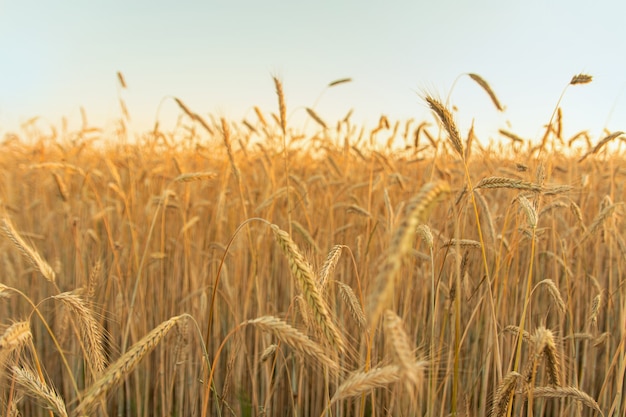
[270,224,345,353]
[75,315,184,415]
[318,245,343,291]
[490,371,521,417]
[331,365,402,403]
[337,281,366,329]
[384,310,424,390]
[424,96,464,157]
[12,366,68,417]
[53,292,107,375]
[468,73,504,111]
[273,76,287,134]
[367,181,450,327]
[524,386,602,416]
[474,176,542,192]
[1,217,56,283]
[243,316,340,374]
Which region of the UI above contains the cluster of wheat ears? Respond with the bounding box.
[0,72,624,416]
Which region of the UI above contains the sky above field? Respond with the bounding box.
[1,0,625,146]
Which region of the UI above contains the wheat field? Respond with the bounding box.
[0,74,623,417]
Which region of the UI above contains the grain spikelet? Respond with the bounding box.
[328,78,352,87]
[86,260,102,301]
[489,371,521,417]
[525,386,602,416]
[273,76,287,134]
[503,325,530,341]
[337,281,366,328]
[290,220,320,254]
[173,172,217,183]
[254,106,267,127]
[499,129,525,144]
[305,108,327,129]
[416,224,434,250]
[542,185,573,196]
[244,316,339,374]
[319,245,343,290]
[424,96,464,158]
[579,131,624,162]
[331,365,402,403]
[270,224,345,353]
[12,366,68,417]
[530,326,561,386]
[536,279,566,315]
[53,292,107,374]
[384,310,423,389]
[589,293,602,328]
[474,176,542,192]
[51,172,69,202]
[261,344,278,362]
[442,239,481,249]
[569,202,587,233]
[367,182,450,327]
[76,315,184,415]
[581,202,621,243]
[517,195,537,228]
[0,321,31,351]
[468,73,504,111]
[1,217,56,283]
[570,73,593,85]
[116,71,127,89]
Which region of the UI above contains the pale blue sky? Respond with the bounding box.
[1,1,625,144]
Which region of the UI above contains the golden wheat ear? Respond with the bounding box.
[12,366,68,417]
[424,96,463,158]
[270,224,345,354]
[367,181,450,327]
[331,365,402,404]
[75,315,185,415]
[468,73,504,111]
[1,216,56,283]
[243,316,340,375]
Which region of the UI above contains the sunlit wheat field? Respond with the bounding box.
[0,74,624,417]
